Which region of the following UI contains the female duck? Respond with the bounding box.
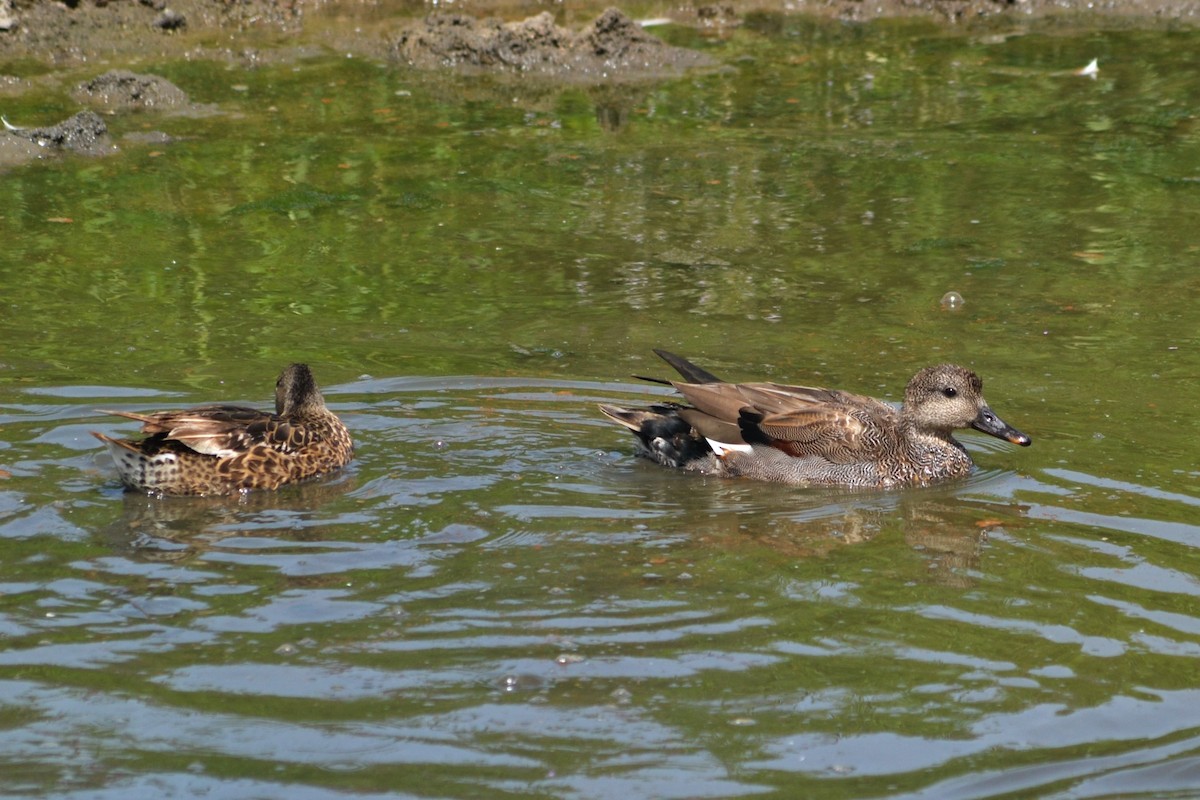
[600,349,1030,488]
[93,363,353,496]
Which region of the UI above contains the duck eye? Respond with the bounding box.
[942,387,958,398]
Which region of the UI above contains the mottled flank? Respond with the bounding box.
[601,349,1031,489]
[92,363,353,496]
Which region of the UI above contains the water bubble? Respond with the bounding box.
[940,291,964,311]
[499,673,544,693]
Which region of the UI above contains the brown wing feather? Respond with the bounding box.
[755,408,870,444]
[165,407,274,456]
[677,408,745,445]
[670,382,757,424]
[101,405,273,457]
[672,380,900,464]
[733,383,847,415]
[737,384,894,416]
[747,407,876,464]
[754,392,898,464]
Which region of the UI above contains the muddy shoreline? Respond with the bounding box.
[0,0,1197,71]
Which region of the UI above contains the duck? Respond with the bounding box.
[600,349,1031,488]
[92,363,353,496]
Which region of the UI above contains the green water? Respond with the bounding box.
[1,14,1199,799]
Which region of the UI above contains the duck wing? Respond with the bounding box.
[673,382,899,463]
[102,404,306,458]
[669,381,758,445]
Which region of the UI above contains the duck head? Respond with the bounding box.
[904,364,1031,446]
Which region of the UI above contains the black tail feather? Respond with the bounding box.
[652,349,723,384]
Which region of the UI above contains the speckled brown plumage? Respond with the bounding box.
[92,363,353,496]
[600,349,1031,489]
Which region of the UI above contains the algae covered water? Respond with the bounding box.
[1,15,1199,799]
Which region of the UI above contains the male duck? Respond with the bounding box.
[92,363,353,496]
[600,349,1031,488]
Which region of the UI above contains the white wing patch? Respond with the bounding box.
[706,439,752,456]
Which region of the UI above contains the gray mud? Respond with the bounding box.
[72,70,191,112]
[391,8,719,81]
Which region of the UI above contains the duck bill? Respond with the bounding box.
[972,406,1032,447]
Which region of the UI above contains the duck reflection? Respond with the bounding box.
[622,474,1027,587]
[95,473,357,563]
